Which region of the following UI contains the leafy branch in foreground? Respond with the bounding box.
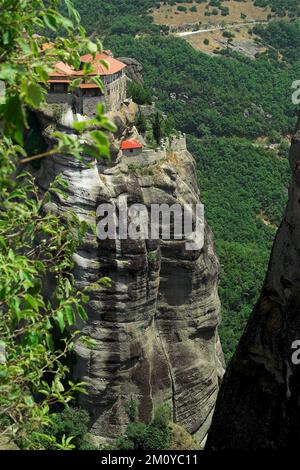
[0,0,113,449]
[0,171,92,448]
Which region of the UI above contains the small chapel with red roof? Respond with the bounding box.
[120,139,143,157]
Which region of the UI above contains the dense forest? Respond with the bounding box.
[254,0,300,17]
[254,19,300,63]
[103,34,299,360]
[71,0,300,37]
[70,0,162,35]
[188,137,290,361]
[107,35,299,139]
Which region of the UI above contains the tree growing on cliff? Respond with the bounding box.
[127,81,152,105]
[115,403,172,450]
[152,112,163,145]
[135,111,147,134]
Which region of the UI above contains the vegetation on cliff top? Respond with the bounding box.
[105,34,297,361]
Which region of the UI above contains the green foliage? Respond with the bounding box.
[116,403,172,451]
[222,30,235,39]
[127,81,152,105]
[106,35,300,140]
[253,20,300,63]
[254,0,300,18]
[32,407,98,450]
[124,397,138,423]
[71,0,166,36]
[189,136,290,361]
[135,112,147,134]
[0,0,111,449]
[46,408,90,446]
[152,403,172,429]
[147,251,157,263]
[153,112,163,144]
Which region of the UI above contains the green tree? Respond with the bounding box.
[152,112,163,145]
[128,81,152,105]
[0,0,114,449]
[124,397,138,422]
[135,111,147,134]
[116,403,172,450]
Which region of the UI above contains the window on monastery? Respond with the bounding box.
[52,83,66,93]
[83,89,101,97]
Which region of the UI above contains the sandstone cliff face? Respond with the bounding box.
[36,103,224,443]
[118,57,144,85]
[207,116,300,450]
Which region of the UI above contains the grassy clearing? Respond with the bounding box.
[152,0,272,28]
[185,25,266,55]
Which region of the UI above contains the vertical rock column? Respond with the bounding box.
[207,117,300,450]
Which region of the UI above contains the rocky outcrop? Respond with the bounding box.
[36,103,224,443]
[207,115,300,450]
[118,57,144,85]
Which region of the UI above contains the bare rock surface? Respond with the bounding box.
[36,105,224,442]
[118,57,144,85]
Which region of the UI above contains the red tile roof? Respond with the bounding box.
[48,79,71,84]
[79,83,100,89]
[51,61,77,77]
[49,52,126,79]
[120,139,143,150]
[80,52,126,76]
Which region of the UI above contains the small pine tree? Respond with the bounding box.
[125,397,138,422]
[136,112,147,134]
[153,113,163,145]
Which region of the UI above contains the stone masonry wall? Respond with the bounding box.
[120,149,167,169]
[119,134,187,170]
[104,75,127,112]
[82,96,105,117]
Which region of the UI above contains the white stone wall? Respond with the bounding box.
[120,148,166,169]
[119,134,187,170]
[170,134,187,152]
[122,148,142,157]
[104,74,127,112]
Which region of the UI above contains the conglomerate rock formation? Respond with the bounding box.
[207,115,300,450]
[35,102,224,443]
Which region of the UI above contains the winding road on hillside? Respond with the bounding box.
[176,20,269,37]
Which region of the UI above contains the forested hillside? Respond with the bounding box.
[108,35,298,139]
[254,0,300,17]
[71,0,300,37]
[254,20,300,63]
[70,1,300,361]
[70,0,162,35]
[105,34,299,361]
